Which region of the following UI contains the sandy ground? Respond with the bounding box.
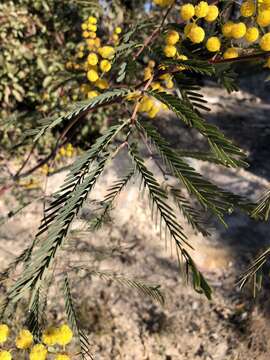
[1,81,270,359]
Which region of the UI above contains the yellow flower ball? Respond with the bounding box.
[240,1,255,17]
[88,16,97,24]
[98,46,115,59]
[56,325,73,347]
[257,10,270,26]
[165,30,180,45]
[245,27,259,42]
[88,24,97,32]
[163,45,177,57]
[188,25,205,43]
[231,22,246,39]
[148,105,160,118]
[205,5,219,22]
[153,0,174,7]
[148,60,156,68]
[223,47,239,59]
[180,4,195,21]
[55,355,70,360]
[87,53,99,66]
[82,31,89,38]
[88,90,99,98]
[206,37,221,52]
[260,32,270,50]
[81,23,88,30]
[184,23,195,36]
[138,96,154,113]
[89,31,97,39]
[144,66,153,80]
[16,329,33,349]
[29,344,47,360]
[100,59,112,72]
[194,1,209,18]
[87,69,99,82]
[95,79,109,89]
[94,38,101,48]
[115,27,122,34]
[0,325,9,344]
[0,351,12,360]
[222,21,234,37]
[42,327,59,346]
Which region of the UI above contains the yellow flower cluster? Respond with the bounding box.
[0,324,73,359]
[157,1,270,64]
[153,0,174,7]
[66,16,119,100]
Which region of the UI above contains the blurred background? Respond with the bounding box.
[1,1,270,359]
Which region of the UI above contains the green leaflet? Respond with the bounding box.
[32,88,129,141]
[148,90,247,168]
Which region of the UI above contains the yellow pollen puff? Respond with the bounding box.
[231,22,246,39]
[245,27,259,42]
[88,16,97,24]
[138,96,154,113]
[240,1,255,17]
[42,327,59,346]
[100,59,112,72]
[56,325,73,346]
[153,0,174,7]
[180,4,195,21]
[16,329,33,349]
[206,37,221,52]
[82,31,90,38]
[89,31,97,39]
[194,1,209,18]
[188,25,205,43]
[0,350,12,360]
[88,53,99,66]
[148,60,156,68]
[87,69,99,82]
[95,79,109,89]
[144,66,153,80]
[88,90,99,98]
[222,21,234,37]
[148,105,160,118]
[205,5,219,22]
[0,325,9,344]
[115,27,122,34]
[163,45,177,58]
[81,23,88,30]
[94,38,101,47]
[165,30,180,45]
[88,24,97,32]
[223,47,239,59]
[260,32,270,50]
[55,355,71,360]
[257,10,270,26]
[29,344,47,360]
[98,46,115,59]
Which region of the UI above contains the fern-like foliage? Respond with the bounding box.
[169,187,210,237]
[93,168,135,229]
[71,268,165,305]
[137,121,249,225]
[239,189,270,295]
[30,89,129,141]
[4,122,129,308]
[64,276,93,360]
[251,189,270,221]
[148,90,247,168]
[128,145,211,299]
